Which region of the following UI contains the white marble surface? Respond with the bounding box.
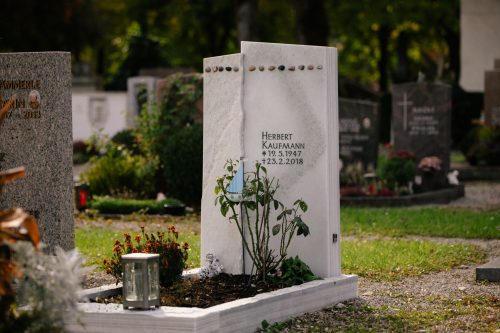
[72,92,127,141]
[241,42,341,278]
[202,42,341,278]
[460,0,500,92]
[201,54,245,274]
[66,275,358,333]
[126,76,157,126]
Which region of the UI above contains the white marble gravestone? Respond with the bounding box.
[126,76,157,126]
[202,42,343,279]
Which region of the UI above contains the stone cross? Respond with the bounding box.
[397,93,413,131]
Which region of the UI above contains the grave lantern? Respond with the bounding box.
[122,253,160,310]
[74,183,90,211]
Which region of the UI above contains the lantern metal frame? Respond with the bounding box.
[121,253,160,310]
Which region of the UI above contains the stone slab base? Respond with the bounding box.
[476,257,500,282]
[455,166,500,181]
[341,184,464,207]
[66,274,358,333]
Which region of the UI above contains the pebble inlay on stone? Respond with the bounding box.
[240,64,324,73]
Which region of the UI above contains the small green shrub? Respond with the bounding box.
[161,123,203,208]
[81,145,158,199]
[103,226,189,287]
[73,140,97,165]
[135,73,203,203]
[271,256,320,287]
[111,129,140,155]
[378,150,416,190]
[460,126,500,166]
[157,73,203,137]
[89,196,182,215]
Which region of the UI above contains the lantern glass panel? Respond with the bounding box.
[124,262,144,301]
[148,261,159,300]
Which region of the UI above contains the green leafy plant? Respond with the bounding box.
[460,125,500,166]
[160,123,203,208]
[259,319,292,332]
[271,256,320,287]
[134,74,203,207]
[215,160,310,281]
[73,140,97,165]
[377,149,416,191]
[81,140,158,199]
[111,129,140,155]
[103,226,189,287]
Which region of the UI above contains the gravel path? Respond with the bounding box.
[265,181,500,332]
[446,181,500,210]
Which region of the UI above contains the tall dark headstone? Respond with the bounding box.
[391,82,452,172]
[339,98,379,171]
[0,52,73,251]
[484,59,500,126]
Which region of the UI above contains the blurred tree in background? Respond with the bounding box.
[0,0,459,93]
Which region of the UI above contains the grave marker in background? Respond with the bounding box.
[339,98,379,171]
[392,82,452,172]
[484,59,500,126]
[0,52,73,251]
[126,76,157,126]
[202,42,345,279]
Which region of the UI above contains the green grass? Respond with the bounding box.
[341,207,500,239]
[76,207,495,282]
[76,227,200,269]
[77,230,486,282]
[341,239,486,280]
[450,150,466,163]
[266,294,500,333]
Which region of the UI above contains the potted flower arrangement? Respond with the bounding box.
[417,156,446,191]
[377,149,416,196]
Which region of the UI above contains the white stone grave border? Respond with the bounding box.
[66,274,357,333]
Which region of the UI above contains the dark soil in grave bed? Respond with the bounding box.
[95,273,283,308]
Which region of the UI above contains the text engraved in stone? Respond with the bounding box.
[260,131,305,166]
[408,106,438,136]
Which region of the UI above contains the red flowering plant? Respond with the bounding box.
[103,226,189,287]
[377,149,416,193]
